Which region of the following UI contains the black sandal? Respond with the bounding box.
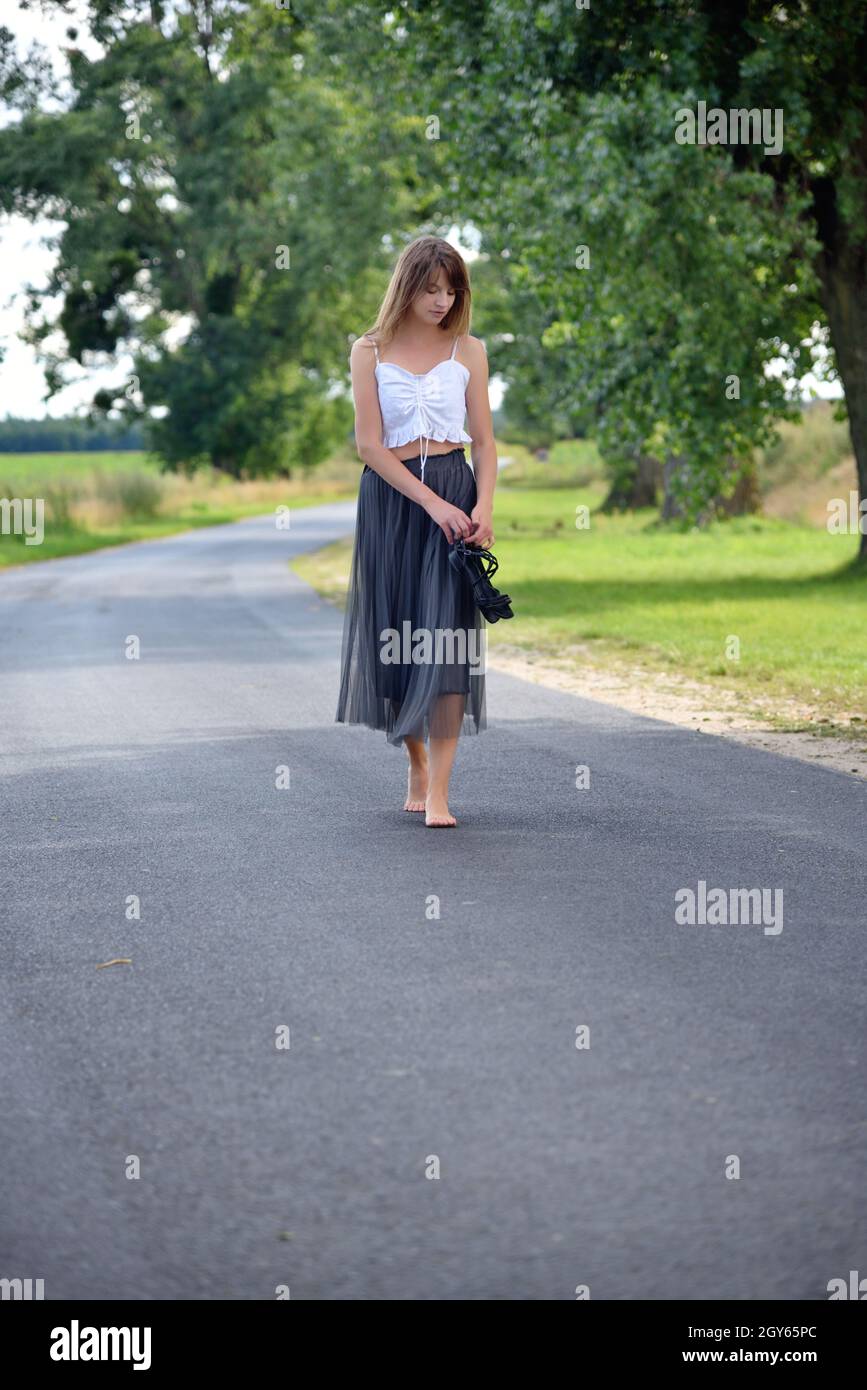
[448,539,514,622]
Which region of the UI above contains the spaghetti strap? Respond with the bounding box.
[450,335,459,359]
[368,334,379,363]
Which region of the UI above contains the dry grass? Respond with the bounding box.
[66,460,362,529]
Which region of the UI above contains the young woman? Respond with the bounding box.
[335,235,498,827]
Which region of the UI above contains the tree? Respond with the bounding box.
[331,0,866,549]
[0,0,439,475]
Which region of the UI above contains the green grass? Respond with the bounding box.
[492,487,866,710]
[293,483,867,730]
[0,450,359,568]
[496,437,606,488]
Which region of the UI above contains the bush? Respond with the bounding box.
[93,468,164,518]
[42,483,77,530]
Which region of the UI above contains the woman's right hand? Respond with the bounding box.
[425,497,474,543]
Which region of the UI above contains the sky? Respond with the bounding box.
[0,1,840,422]
[0,0,112,418]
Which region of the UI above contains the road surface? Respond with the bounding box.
[1,504,864,1299]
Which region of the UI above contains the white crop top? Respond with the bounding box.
[372,334,473,484]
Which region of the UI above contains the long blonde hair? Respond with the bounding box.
[361,235,472,352]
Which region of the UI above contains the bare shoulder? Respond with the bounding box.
[350,333,378,370]
[458,333,488,375]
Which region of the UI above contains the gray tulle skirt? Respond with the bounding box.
[335,447,487,746]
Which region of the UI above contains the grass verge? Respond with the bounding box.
[292,483,867,739]
[0,450,359,569]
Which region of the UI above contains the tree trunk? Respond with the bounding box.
[602,452,662,510]
[660,454,690,520]
[715,457,761,517]
[662,453,760,521]
[813,179,867,563]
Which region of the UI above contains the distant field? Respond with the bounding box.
[0,450,359,568]
[293,483,867,732]
[0,450,153,482]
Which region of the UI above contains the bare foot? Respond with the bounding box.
[425,793,456,827]
[404,757,429,812]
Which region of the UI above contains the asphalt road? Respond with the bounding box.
[1,503,864,1300]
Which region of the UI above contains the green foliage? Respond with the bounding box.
[5,0,867,522]
[0,416,144,451]
[0,2,439,476]
[342,0,866,523]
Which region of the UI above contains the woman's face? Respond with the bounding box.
[412,267,456,327]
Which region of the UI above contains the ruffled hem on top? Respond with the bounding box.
[383,425,472,450]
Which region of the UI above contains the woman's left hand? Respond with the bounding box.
[469,504,494,548]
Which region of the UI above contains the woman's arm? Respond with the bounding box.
[350,336,473,542]
[463,335,497,547]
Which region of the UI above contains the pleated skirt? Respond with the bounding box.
[335,447,487,746]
